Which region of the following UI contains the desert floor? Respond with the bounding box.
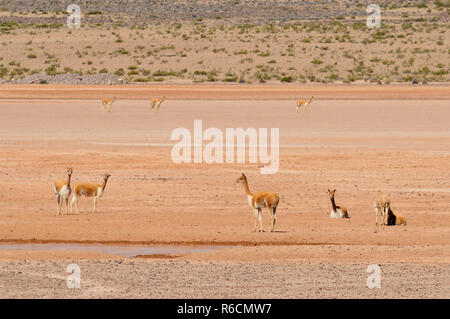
[0,85,448,298]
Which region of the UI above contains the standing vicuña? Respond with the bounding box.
[328,189,350,218]
[101,97,117,112]
[374,194,390,226]
[150,96,165,111]
[71,173,111,213]
[54,167,73,216]
[235,173,280,232]
[296,96,314,112]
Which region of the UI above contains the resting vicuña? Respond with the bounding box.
[328,189,350,218]
[386,208,406,226]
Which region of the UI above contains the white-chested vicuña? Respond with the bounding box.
[296,96,313,112]
[235,173,279,232]
[328,189,350,218]
[54,167,73,216]
[71,173,111,213]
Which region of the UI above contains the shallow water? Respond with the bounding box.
[0,243,230,258]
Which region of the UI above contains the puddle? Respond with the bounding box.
[0,243,231,258]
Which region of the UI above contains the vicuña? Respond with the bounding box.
[54,167,73,216]
[328,189,350,218]
[374,194,390,226]
[296,96,314,112]
[235,173,279,232]
[151,96,165,111]
[386,208,406,226]
[71,173,111,213]
[101,97,117,112]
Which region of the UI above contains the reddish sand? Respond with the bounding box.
[0,85,448,298]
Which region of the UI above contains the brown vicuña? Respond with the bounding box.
[386,208,407,226]
[101,97,117,112]
[374,194,390,226]
[150,96,165,111]
[296,96,314,112]
[54,167,73,216]
[328,189,350,218]
[71,173,111,213]
[235,173,280,232]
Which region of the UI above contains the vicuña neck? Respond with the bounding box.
[330,197,337,211]
[242,179,252,196]
[67,174,71,187]
[102,178,109,190]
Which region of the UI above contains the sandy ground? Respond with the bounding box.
[0,86,448,298]
[0,259,448,298]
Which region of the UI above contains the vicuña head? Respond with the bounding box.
[327,188,336,199]
[235,173,247,184]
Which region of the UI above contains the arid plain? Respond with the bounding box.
[0,85,448,298]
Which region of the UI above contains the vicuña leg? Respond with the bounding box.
[65,197,69,214]
[71,195,81,213]
[56,195,61,216]
[383,205,389,225]
[271,206,277,232]
[258,208,264,232]
[375,206,379,226]
[253,209,258,232]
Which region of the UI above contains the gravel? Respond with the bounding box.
[9,73,127,85]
